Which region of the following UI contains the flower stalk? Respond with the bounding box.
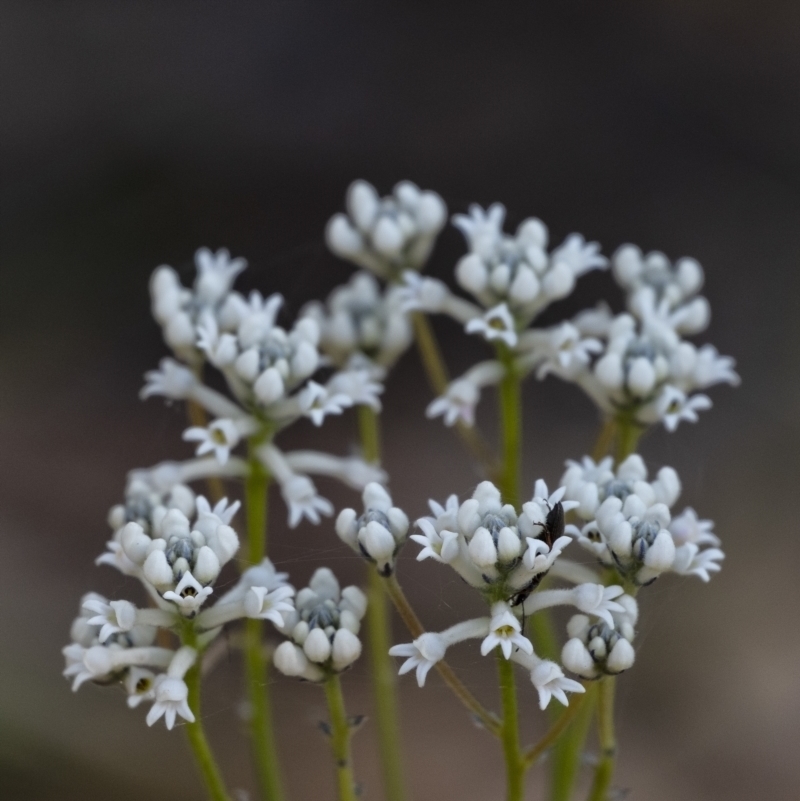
[324,675,359,801]
[586,678,616,801]
[358,405,407,801]
[181,627,232,801]
[497,653,525,801]
[244,434,285,801]
[497,344,522,510]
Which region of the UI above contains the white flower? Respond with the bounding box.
[426,361,504,428]
[335,483,410,575]
[647,385,713,431]
[182,418,242,464]
[243,585,296,627]
[465,303,518,347]
[426,378,480,426]
[194,247,247,305]
[162,571,214,613]
[124,667,157,708]
[297,381,353,426]
[83,599,137,643]
[326,369,384,411]
[480,603,533,660]
[529,660,585,710]
[410,517,460,563]
[668,507,719,547]
[281,475,334,527]
[561,615,636,679]
[146,675,195,729]
[141,358,196,400]
[389,632,447,687]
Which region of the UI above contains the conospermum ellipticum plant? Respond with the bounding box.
[64,178,738,801]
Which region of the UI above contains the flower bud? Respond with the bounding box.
[121,522,151,565]
[143,549,174,588]
[606,638,635,673]
[561,638,597,678]
[468,527,498,568]
[372,217,404,255]
[627,357,656,397]
[332,628,362,671]
[193,546,221,584]
[326,214,363,256]
[303,627,332,663]
[254,367,285,404]
[274,641,307,677]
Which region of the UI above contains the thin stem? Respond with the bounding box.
[497,345,522,510]
[411,311,500,476]
[357,404,407,801]
[586,678,616,801]
[591,418,617,463]
[182,631,232,801]
[357,404,381,464]
[324,675,359,801]
[243,437,284,801]
[497,654,525,801]
[614,417,643,464]
[366,571,407,801]
[548,683,598,801]
[522,685,592,769]
[384,574,501,737]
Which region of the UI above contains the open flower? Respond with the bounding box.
[480,603,533,660]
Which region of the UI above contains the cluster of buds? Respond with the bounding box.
[409,480,574,600]
[149,248,246,365]
[388,478,636,708]
[302,271,414,378]
[64,472,307,727]
[326,180,447,280]
[561,593,639,679]
[562,455,724,585]
[400,204,607,353]
[336,483,410,576]
[522,246,738,431]
[273,569,367,682]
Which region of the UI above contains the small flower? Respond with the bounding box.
[389,632,447,687]
[146,676,195,729]
[426,379,480,426]
[183,418,242,464]
[297,381,353,426]
[649,385,713,432]
[465,303,518,347]
[282,475,334,528]
[529,660,585,709]
[480,603,533,660]
[410,518,460,563]
[124,667,157,708]
[141,358,196,400]
[82,598,137,643]
[243,585,296,627]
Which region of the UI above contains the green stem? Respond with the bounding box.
[366,571,406,801]
[614,416,643,464]
[549,683,598,801]
[244,438,284,801]
[324,675,358,801]
[182,630,232,801]
[586,678,616,801]
[357,404,407,801]
[497,654,525,801]
[496,345,522,509]
[591,418,617,463]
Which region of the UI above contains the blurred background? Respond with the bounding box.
[2,2,799,799]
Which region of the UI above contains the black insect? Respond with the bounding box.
[508,500,565,608]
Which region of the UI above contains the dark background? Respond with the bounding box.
[2,2,799,799]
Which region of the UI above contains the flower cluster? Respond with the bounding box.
[562,454,724,585]
[273,569,367,682]
[401,204,607,351]
[302,270,414,382]
[388,479,635,708]
[65,475,305,727]
[326,180,447,280]
[143,250,388,527]
[522,247,739,431]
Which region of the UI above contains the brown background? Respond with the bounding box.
[1,2,799,799]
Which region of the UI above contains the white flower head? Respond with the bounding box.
[336,483,410,575]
